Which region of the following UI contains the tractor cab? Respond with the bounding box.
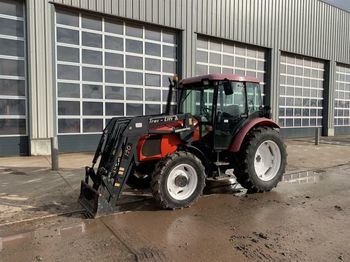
[177,74,268,150]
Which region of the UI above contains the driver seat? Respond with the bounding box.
[223,105,240,118]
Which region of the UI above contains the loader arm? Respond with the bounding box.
[79,114,195,217]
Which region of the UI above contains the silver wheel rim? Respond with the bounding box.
[166,163,198,201]
[254,140,281,182]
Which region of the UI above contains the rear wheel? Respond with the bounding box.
[234,127,287,193]
[151,151,206,209]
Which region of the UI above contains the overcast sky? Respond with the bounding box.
[324,0,350,12]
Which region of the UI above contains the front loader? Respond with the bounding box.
[79,74,287,218]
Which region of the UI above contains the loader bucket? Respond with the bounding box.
[79,181,118,218]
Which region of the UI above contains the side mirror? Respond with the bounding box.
[223,81,233,95]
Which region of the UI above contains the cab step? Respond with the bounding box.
[214,161,230,166]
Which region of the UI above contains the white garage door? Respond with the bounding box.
[196,36,266,92]
[279,53,324,128]
[335,64,350,127]
[0,0,26,136]
[55,9,178,134]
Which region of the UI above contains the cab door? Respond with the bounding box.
[213,82,247,150]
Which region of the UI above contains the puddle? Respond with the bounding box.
[0,195,28,201]
[204,177,246,195]
[57,222,86,236]
[0,231,35,251]
[0,220,90,252]
[282,170,322,184]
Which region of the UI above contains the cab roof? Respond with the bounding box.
[179,73,260,86]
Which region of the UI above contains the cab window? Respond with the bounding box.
[179,87,214,121]
[218,82,246,118]
[246,82,262,114]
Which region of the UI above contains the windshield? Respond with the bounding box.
[179,87,214,121]
[178,81,263,120]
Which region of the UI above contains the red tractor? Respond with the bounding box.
[79,74,287,217]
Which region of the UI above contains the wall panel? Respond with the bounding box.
[24,0,350,153]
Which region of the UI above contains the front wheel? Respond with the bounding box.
[151,151,206,209]
[234,127,287,193]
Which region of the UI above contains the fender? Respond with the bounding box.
[229,118,280,152]
[180,145,210,172]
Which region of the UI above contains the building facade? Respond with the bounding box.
[0,0,350,156]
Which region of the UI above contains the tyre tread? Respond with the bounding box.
[234,126,287,193]
[151,151,206,209]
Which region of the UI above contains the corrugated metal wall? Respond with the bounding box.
[26,0,350,145]
[195,0,350,63]
[47,0,350,62]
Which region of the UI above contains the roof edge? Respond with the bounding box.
[180,74,260,85]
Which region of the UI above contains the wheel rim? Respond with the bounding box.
[166,163,198,201]
[254,140,282,182]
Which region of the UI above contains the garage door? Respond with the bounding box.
[334,64,350,134]
[0,0,27,156]
[55,9,178,137]
[279,53,324,131]
[196,36,266,92]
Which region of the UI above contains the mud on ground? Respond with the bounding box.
[0,164,349,262]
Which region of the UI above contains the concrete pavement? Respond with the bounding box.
[0,164,349,261]
[0,137,350,225]
[0,136,349,261]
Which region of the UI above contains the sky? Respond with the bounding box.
[324,0,350,12]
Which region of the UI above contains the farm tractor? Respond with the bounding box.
[79,73,287,218]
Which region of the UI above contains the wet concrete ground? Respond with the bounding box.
[0,137,350,261]
[1,137,350,226]
[1,165,350,262]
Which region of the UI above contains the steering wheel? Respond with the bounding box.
[216,111,223,123]
[202,106,211,118]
